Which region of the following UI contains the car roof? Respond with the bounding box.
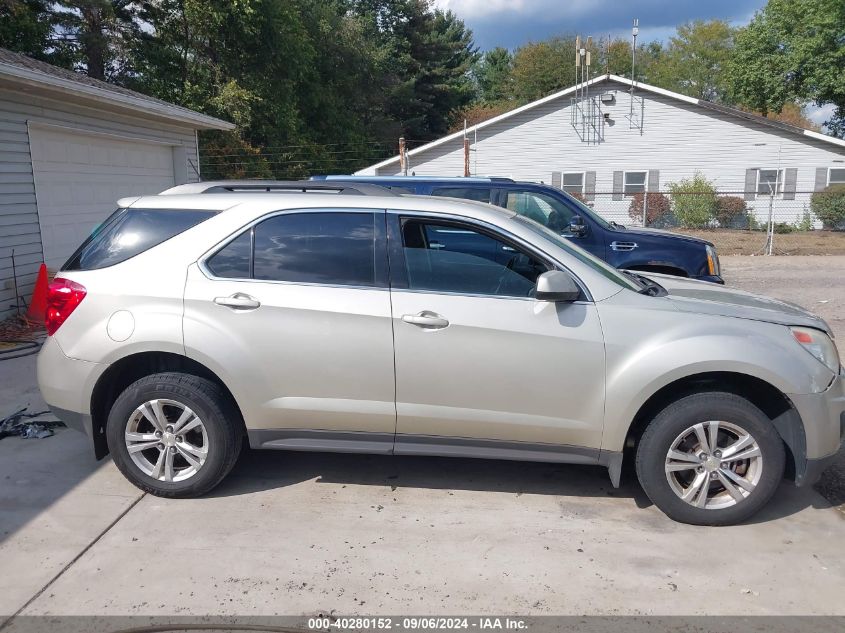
[117,191,517,225]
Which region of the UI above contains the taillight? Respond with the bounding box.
[45,278,87,336]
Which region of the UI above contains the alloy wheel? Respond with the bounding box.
[664,420,763,510]
[124,399,208,483]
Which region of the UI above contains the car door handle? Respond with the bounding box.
[401,312,449,329]
[214,293,261,310]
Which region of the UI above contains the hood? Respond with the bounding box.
[644,273,834,336]
[612,225,713,246]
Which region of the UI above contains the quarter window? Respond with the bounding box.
[757,169,784,196]
[400,219,548,298]
[431,187,491,203]
[562,172,584,195]
[829,168,845,186]
[623,171,647,196]
[206,212,378,287]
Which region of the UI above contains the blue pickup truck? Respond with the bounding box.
[314,176,723,283]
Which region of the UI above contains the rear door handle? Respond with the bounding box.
[401,311,449,329]
[214,293,261,310]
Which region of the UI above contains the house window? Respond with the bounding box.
[757,169,784,197]
[623,171,647,196]
[829,168,845,186]
[562,172,584,195]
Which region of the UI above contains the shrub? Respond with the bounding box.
[668,172,717,229]
[628,192,671,225]
[715,196,749,228]
[796,209,815,232]
[810,184,845,230]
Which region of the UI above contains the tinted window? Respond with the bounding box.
[431,187,491,203]
[206,231,251,278]
[63,208,215,271]
[401,219,547,297]
[504,190,575,232]
[253,212,376,286]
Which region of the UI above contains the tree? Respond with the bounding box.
[603,39,632,77]
[472,46,512,103]
[651,20,735,102]
[51,1,143,80]
[728,0,845,136]
[509,37,578,102]
[0,0,54,58]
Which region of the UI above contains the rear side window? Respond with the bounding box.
[63,208,215,271]
[431,187,491,203]
[207,212,379,287]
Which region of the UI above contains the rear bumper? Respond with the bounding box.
[37,336,104,441]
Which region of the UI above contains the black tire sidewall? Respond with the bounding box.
[106,373,239,497]
[636,392,785,526]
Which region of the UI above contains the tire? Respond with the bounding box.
[106,372,242,498]
[635,392,785,526]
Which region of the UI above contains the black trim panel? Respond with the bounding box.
[248,429,395,454]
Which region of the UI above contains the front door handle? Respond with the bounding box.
[214,293,261,310]
[401,311,449,329]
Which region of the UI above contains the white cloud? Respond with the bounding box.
[806,103,836,126]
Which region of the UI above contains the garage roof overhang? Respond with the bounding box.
[0,51,234,131]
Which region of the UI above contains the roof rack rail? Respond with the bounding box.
[159,180,399,196]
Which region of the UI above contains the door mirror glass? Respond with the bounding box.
[535,270,580,302]
[568,215,588,237]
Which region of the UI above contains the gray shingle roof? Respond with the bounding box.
[0,47,233,130]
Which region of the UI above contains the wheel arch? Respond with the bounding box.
[622,371,805,482]
[90,351,246,459]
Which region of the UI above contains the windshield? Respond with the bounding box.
[514,215,643,291]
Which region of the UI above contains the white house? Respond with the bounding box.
[356,75,845,225]
[0,48,234,320]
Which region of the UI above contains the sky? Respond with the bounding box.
[432,0,833,128]
[432,0,767,51]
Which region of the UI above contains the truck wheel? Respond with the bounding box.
[106,372,242,498]
[636,392,785,526]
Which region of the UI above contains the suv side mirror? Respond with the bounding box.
[535,270,580,302]
[568,215,588,237]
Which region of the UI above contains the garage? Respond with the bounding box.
[29,125,177,269]
[0,47,234,319]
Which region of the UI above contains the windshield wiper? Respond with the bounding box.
[623,270,665,296]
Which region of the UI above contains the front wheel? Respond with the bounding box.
[635,392,785,526]
[106,372,242,498]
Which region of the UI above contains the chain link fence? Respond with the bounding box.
[576,190,845,255]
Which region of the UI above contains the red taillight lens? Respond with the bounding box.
[45,278,87,336]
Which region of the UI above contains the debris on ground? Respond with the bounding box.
[0,407,64,440]
[0,315,44,361]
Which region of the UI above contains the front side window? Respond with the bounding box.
[829,168,845,186]
[206,212,378,287]
[63,208,216,271]
[400,219,548,298]
[431,187,491,203]
[504,190,576,233]
[757,169,784,196]
[562,172,584,195]
[624,171,647,196]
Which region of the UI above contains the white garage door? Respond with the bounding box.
[29,125,176,268]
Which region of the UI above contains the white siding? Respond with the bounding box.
[0,85,202,321]
[374,80,845,223]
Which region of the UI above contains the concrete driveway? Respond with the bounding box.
[1,256,844,622]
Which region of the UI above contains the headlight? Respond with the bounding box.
[790,326,840,373]
[705,244,720,276]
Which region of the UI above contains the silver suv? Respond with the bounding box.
[37,182,844,525]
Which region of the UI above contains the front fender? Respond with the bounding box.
[597,299,833,453]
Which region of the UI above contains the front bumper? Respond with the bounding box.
[691,274,725,285]
[790,369,845,486]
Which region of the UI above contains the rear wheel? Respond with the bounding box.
[106,372,241,497]
[635,392,785,525]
